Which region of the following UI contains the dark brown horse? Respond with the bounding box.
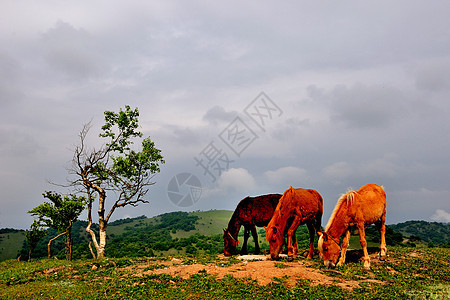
[223,194,281,256]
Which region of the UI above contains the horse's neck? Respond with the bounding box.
[327,203,348,239]
[227,213,242,237]
[271,208,287,230]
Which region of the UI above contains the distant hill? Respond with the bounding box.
[0,229,26,261]
[1,212,448,261]
[389,221,450,245]
[0,210,233,261]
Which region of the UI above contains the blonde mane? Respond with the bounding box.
[324,189,358,231]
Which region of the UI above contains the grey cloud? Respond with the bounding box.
[0,128,45,158]
[202,105,237,126]
[42,21,108,80]
[414,58,450,92]
[329,84,405,129]
[0,52,25,105]
[1,1,450,228]
[431,209,450,223]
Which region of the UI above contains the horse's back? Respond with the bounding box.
[292,188,323,211]
[235,194,281,226]
[358,184,386,205]
[356,184,386,223]
[276,187,323,219]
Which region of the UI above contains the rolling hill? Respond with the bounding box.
[1,210,449,261]
[389,220,450,245]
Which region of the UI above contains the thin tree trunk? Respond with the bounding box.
[65,221,73,261]
[97,225,107,259]
[85,185,100,258]
[88,241,96,259]
[47,231,66,259]
[83,183,108,259]
[96,187,108,259]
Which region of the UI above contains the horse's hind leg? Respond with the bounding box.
[293,228,298,257]
[376,208,387,260]
[241,227,250,255]
[250,225,260,254]
[306,222,315,259]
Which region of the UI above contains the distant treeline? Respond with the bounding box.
[10,213,450,260]
[0,228,24,234]
[389,220,450,246]
[18,212,221,260]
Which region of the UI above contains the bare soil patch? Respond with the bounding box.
[126,252,385,290]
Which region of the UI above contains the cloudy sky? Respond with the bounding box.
[1,1,450,229]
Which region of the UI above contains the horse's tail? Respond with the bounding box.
[346,191,358,205]
[338,189,358,206]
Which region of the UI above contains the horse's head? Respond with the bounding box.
[223,228,238,256]
[265,225,283,259]
[318,231,340,268]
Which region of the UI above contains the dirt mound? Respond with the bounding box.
[128,253,385,289]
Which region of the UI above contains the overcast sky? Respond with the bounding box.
[1,1,450,229]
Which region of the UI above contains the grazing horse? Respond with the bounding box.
[223,194,281,256]
[318,183,387,270]
[265,186,323,260]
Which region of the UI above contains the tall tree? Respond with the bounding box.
[24,220,47,262]
[28,192,85,260]
[70,105,164,259]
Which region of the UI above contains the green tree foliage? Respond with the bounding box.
[103,212,223,257]
[389,221,450,246]
[24,221,47,262]
[28,192,85,260]
[18,220,96,261]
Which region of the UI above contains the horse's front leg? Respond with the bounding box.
[287,217,301,260]
[357,224,370,269]
[250,225,260,254]
[337,229,351,266]
[240,227,250,255]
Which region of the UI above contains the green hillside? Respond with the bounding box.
[176,210,233,238]
[0,229,25,261]
[389,221,450,246]
[2,212,449,261]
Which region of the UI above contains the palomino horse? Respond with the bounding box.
[265,186,323,260]
[318,183,387,269]
[223,194,281,256]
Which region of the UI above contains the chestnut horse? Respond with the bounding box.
[265,186,323,260]
[318,183,386,269]
[223,194,281,256]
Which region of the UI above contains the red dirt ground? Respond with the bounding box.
[126,253,385,290]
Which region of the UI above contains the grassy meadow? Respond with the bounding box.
[0,246,449,299]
